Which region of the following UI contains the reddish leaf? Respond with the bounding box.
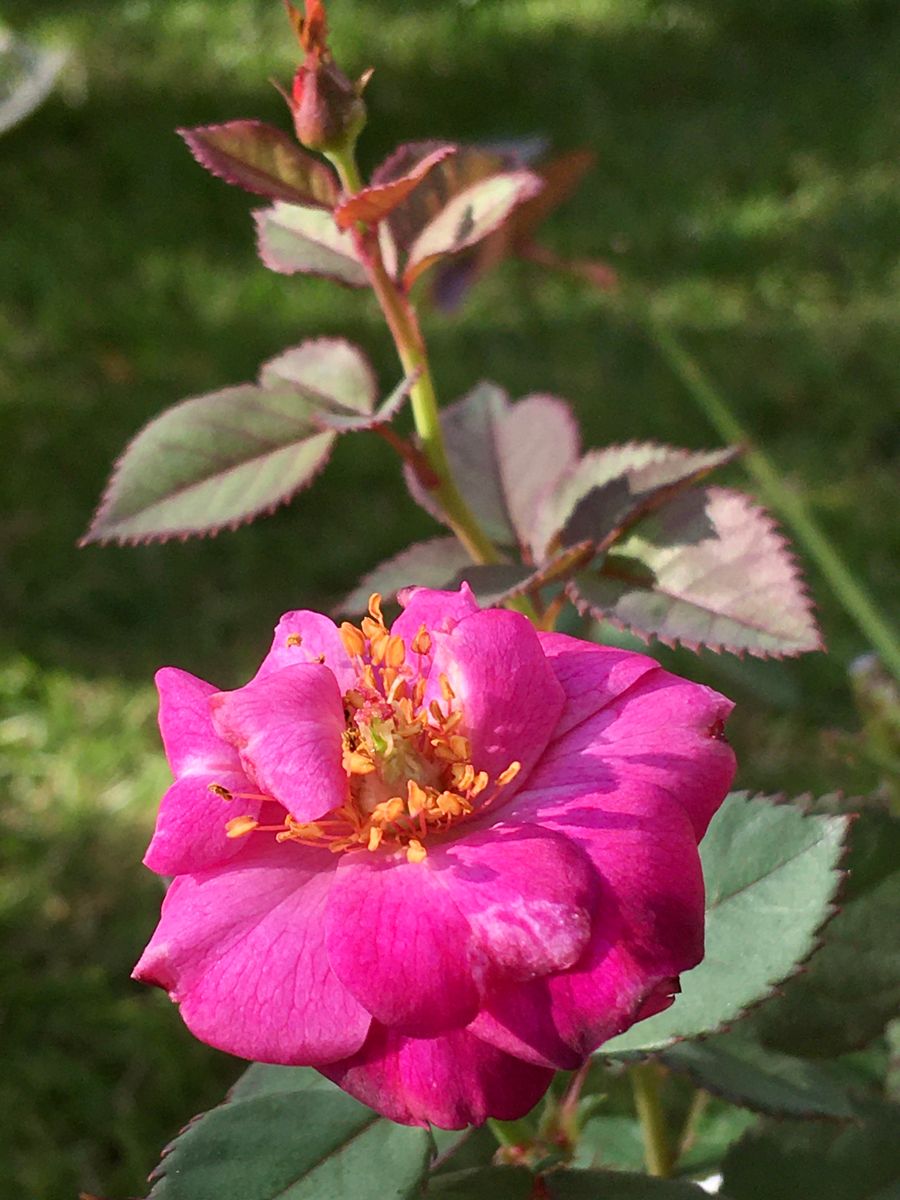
[404,170,543,288]
[179,121,338,207]
[571,487,823,657]
[533,441,741,559]
[333,145,456,230]
[371,142,509,256]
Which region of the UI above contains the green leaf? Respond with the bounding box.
[749,805,900,1058]
[571,487,822,657]
[82,339,395,543]
[148,1063,431,1200]
[721,1101,900,1200]
[662,1032,858,1118]
[254,202,369,286]
[405,383,580,549]
[404,171,543,288]
[571,1115,646,1173]
[340,538,474,613]
[178,121,339,207]
[600,793,849,1055]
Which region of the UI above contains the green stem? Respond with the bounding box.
[327,146,502,568]
[630,1063,674,1179]
[646,311,900,681]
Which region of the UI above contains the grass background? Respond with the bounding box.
[2,0,898,1194]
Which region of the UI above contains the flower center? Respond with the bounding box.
[218,594,520,863]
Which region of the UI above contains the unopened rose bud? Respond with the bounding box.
[291,57,366,153]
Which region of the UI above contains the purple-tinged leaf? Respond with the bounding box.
[571,487,823,657]
[333,145,456,230]
[405,383,580,550]
[178,121,339,207]
[313,370,417,432]
[254,202,368,286]
[533,442,740,559]
[260,338,376,412]
[403,171,543,288]
[82,340,396,545]
[372,142,510,256]
[339,538,472,614]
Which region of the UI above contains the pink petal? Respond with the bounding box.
[427,609,565,789]
[133,840,371,1064]
[524,661,736,840]
[536,633,660,738]
[156,667,240,777]
[143,768,259,876]
[480,778,706,1061]
[429,823,599,982]
[326,850,481,1036]
[391,582,480,669]
[254,610,357,692]
[210,663,347,823]
[320,1022,554,1129]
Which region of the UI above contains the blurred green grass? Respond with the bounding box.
[2,0,898,1194]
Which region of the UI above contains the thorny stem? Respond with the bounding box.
[328,146,503,568]
[630,1062,675,1178]
[646,311,900,683]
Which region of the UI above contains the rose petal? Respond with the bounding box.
[482,778,706,1060]
[254,610,357,691]
[427,608,565,791]
[522,662,736,840]
[391,582,480,669]
[143,768,259,876]
[320,1022,554,1129]
[133,840,371,1064]
[210,663,347,823]
[326,850,480,1036]
[156,667,240,777]
[536,632,660,738]
[429,822,599,982]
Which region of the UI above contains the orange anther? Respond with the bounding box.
[361,616,384,640]
[208,782,233,801]
[344,688,365,709]
[406,839,427,864]
[369,630,390,665]
[368,593,384,624]
[439,673,456,702]
[497,761,522,787]
[340,622,366,657]
[449,735,471,761]
[367,827,383,852]
[407,779,428,817]
[285,632,303,647]
[344,750,376,775]
[225,815,259,838]
[470,770,490,797]
[429,700,445,723]
[411,625,432,656]
[385,635,406,669]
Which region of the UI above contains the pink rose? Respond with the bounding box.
[134,585,735,1128]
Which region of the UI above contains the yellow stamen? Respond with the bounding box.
[439,673,456,702]
[449,734,471,761]
[429,700,445,724]
[497,761,522,787]
[340,622,366,657]
[285,632,303,647]
[406,839,427,864]
[361,616,384,640]
[411,625,432,656]
[208,782,233,801]
[368,592,384,624]
[407,779,428,817]
[369,630,390,665]
[225,815,259,838]
[344,750,376,775]
[385,635,406,669]
[367,827,383,852]
[470,770,490,797]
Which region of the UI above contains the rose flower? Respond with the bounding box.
[134,585,735,1128]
